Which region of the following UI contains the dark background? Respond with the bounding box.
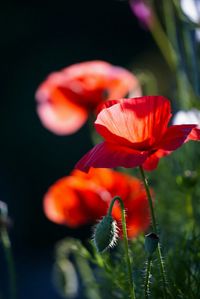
[0,0,154,298]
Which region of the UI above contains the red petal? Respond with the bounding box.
[43,176,109,227]
[95,96,171,149]
[63,60,141,100]
[36,61,141,135]
[157,124,196,150]
[186,127,200,141]
[142,149,170,171]
[75,142,148,172]
[142,153,160,171]
[36,84,88,135]
[43,178,84,226]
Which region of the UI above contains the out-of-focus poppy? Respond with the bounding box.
[44,168,150,238]
[75,96,200,172]
[36,61,141,135]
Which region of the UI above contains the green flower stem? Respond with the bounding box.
[0,227,16,299]
[139,167,157,232]
[185,192,195,232]
[162,0,193,108]
[149,5,177,72]
[144,256,152,299]
[75,254,101,299]
[151,1,196,108]
[139,166,168,298]
[108,196,136,299]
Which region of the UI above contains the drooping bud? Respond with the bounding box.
[93,215,118,252]
[53,259,78,299]
[145,232,159,256]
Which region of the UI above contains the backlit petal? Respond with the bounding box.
[75,142,148,172]
[95,96,171,149]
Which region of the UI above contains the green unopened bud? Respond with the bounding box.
[145,232,159,256]
[93,215,118,252]
[176,170,198,188]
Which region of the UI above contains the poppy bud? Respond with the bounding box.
[93,215,118,252]
[145,232,159,256]
[176,170,198,189]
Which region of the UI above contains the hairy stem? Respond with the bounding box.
[108,196,136,299]
[144,256,152,299]
[139,166,168,298]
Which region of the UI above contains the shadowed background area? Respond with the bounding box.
[0,0,155,298]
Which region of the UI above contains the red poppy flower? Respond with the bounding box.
[44,168,150,238]
[36,61,141,135]
[75,96,200,171]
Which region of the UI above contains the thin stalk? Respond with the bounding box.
[75,254,101,299]
[185,192,195,232]
[162,0,191,108]
[0,227,16,299]
[139,167,157,232]
[139,166,168,298]
[144,256,152,299]
[108,196,136,299]
[149,6,177,71]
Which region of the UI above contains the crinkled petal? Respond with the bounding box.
[75,142,149,172]
[95,96,171,149]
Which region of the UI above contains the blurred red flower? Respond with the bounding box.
[44,168,150,238]
[76,96,200,171]
[36,61,141,135]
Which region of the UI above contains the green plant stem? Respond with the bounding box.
[75,254,101,299]
[149,5,177,71]
[0,227,16,299]
[185,192,195,232]
[144,256,152,299]
[139,166,168,298]
[108,196,136,299]
[139,167,157,232]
